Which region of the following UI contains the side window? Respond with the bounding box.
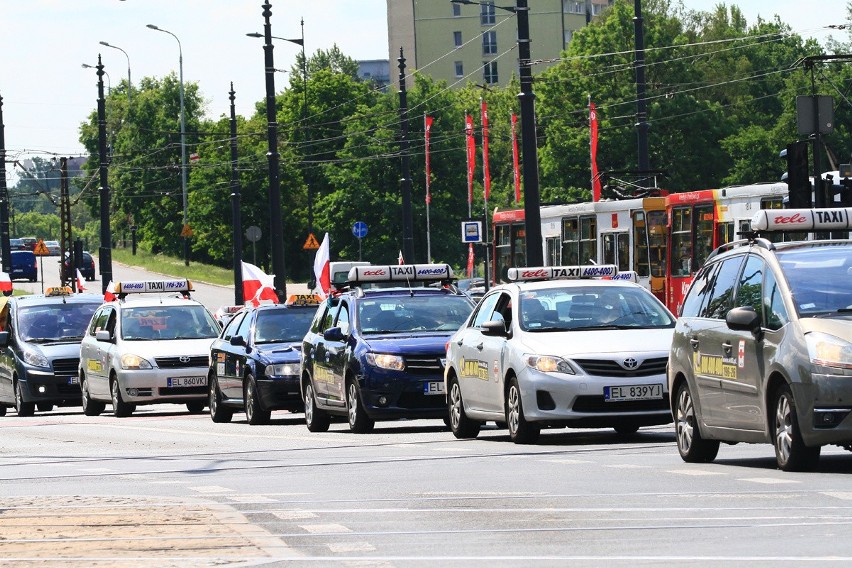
[89,308,108,335]
[235,311,253,341]
[336,302,351,335]
[323,300,341,331]
[735,255,764,319]
[222,312,245,341]
[680,262,718,318]
[763,268,789,331]
[309,303,329,334]
[493,293,512,327]
[703,256,745,320]
[104,308,117,334]
[471,293,501,328]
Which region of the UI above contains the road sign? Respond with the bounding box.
[461,221,482,243]
[303,233,320,250]
[33,239,50,256]
[352,221,368,239]
[180,224,193,238]
[245,225,262,243]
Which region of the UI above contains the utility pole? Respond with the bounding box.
[398,48,414,264]
[96,55,113,292]
[633,0,651,181]
[0,93,10,275]
[59,157,73,289]
[229,83,243,306]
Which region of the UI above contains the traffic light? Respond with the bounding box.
[785,141,812,208]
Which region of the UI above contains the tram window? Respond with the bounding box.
[633,212,649,277]
[580,216,597,264]
[695,205,715,268]
[671,207,693,276]
[603,234,615,265]
[546,237,560,266]
[561,217,580,265]
[617,233,630,271]
[717,222,734,246]
[647,210,667,278]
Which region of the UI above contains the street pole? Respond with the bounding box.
[229,83,244,306]
[261,1,286,299]
[96,55,113,292]
[99,41,131,103]
[633,0,651,181]
[398,48,414,264]
[0,93,10,275]
[59,157,73,289]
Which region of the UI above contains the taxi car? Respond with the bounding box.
[213,305,243,327]
[444,265,676,444]
[669,207,852,471]
[0,288,102,416]
[208,295,320,424]
[301,264,475,433]
[78,279,220,417]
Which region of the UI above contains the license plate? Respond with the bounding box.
[66,376,79,385]
[167,376,207,388]
[424,381,445,395]
[604,384,663,402]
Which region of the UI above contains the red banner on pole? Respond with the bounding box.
[590,101,602,202]
[481,99,491,201]
[466,243,474,278]
[424,114,433,205]
[511,113,521,203]
[465,113,475,205]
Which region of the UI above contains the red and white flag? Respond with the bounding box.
[424,114,433,205]
[511,112,521,203]
[76,269,86,293]
[466,243,474,278]
[241,261,279,307]
[313,232,331,299]
[0,271,11,296]
[481,99,491,201]
[104,281,117,302]
[590,101,602,202]
[398,250,405,265]
[465,113,475,206]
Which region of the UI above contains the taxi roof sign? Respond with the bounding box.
[751,207,852,232]
[348,264,454,284]
[507,265,619,282]
[112,279,194,294]
[45,286,73,296]
[285,294,322,306]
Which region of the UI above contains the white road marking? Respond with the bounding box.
[189,485,233,493]
[542,459,593,464]
[738,477,800,485]
[666,469,726,476]
[604,464,650,469]
[271,510,318,520]
[79,468,114,473]
[226,494,277,503]
[824,492,852,500]
[327,541,376,553]
[300,523,352,534]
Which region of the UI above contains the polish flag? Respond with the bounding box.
[241,261,279,307]
[398,250,405,265]
[76,269,86,293]
[0,272,11,295]
[313,232,331,299]
[104,281,117,302]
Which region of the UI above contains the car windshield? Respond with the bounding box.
[518,285,675,332]
[121,305,219,340]
[18,302,100,342]
[358,294,472,333]
[778,243,852,316]
[253,309,315,344]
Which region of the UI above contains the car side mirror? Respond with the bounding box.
[229,335,246,347]
[726,306,763,339]
[95,330,112,342]
[323,327,345,342]
[481,319,509,337]
[0,331,9,348]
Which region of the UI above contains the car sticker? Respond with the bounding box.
[459,357,489,380]
[216,353,225,363]
[738,340,745,369]
[492,359,500,382]
[217,362,225,376]
[694,351,738,380]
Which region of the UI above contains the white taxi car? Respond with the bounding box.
[444,265,676,443]
[78,279,220,417]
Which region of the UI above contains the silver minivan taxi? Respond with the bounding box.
[669,208,852,471]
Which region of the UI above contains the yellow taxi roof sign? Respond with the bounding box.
[33,240,51,256]
[45,286,73,296]
[285,294,322,306]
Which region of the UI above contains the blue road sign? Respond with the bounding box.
[352,221,368,239]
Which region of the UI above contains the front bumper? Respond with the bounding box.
[795,368,852,447]
[257,376,303,411]
[359,368,447,420]
[116,367,208,403]
[18,369,81,404]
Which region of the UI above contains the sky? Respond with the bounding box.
[1,0,849,183]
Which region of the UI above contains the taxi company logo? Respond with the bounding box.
[521,269,548,278]
[621,357,639,370]
[363,270,387,276]
[771,213,807,225]
[694,353,737,380]
[459,357,489,380]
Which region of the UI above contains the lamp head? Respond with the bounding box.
[146,24,159,30]
[99,41,109,47]
[246,32,263,38]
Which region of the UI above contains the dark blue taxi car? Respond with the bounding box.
[300,264,475,433]
[208,295,320,425]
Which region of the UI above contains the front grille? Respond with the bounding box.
[155,356,208,369]
[404,356,442,375]
[53,358,79,376]
[572,395,669,413]
[396,392,446,410]
[573,357,667,378]
[159,386,207,396]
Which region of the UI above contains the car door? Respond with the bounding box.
[0,300,16,403]
[85,307,115,399]
[311,299,340,404]
[454,292,502,412]
[477,292,513,414]
[224,311,253,399]
[215,312,246,400]
[325,299,351,405]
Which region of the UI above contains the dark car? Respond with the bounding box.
[9,238,26,252]
[10,251,37,282]
[208,295,321,424]
[0,289,102,416]
[63,251,96,281]
[300,264,475,433]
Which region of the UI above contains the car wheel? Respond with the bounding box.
[111,378,135,418]
[36,403,53,412]
[674,382,719,463]
[613,423,640,436]
[773,383,820,472]
[186,401,206,414]
[304,381,330,432]
[81,377,105,416]
[448,377,481,439]
[14,380,34,417]
[346,380,374,433]
[506,378,539,444]
[245,374,271,425]
[209,375,233,423]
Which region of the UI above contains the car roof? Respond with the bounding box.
[354,287,468,299]
[491,279,645,293]
[12,293,104,305]
[109,296,207,308]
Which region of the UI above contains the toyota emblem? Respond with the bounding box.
[621,357,639,370]
[179,356,191,363]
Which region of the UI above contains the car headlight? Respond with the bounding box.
[23,349,49,369]
[525,354,575,375]
[120,354,152,370]
[266,363,298,377]
[806,332,852,370]
[365,353,405,371]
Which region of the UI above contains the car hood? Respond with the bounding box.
[255,342,301,364]
[362,333,451,355]
[516,328,674,358]
[32,342,84,359]
[120,338,216,359]
[799,317,852,339]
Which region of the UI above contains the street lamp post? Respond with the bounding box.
[82,64,110,93]
[99,41,132,103]
[146,24,189,267]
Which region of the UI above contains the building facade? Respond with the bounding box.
[387,0,613,88]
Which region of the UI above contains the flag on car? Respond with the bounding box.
[76,269,86,293]
[241,261,279,306]
[398,250,405,265]
[313,232,331,299]
[104,281,117,302]
[0,271,11,296]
